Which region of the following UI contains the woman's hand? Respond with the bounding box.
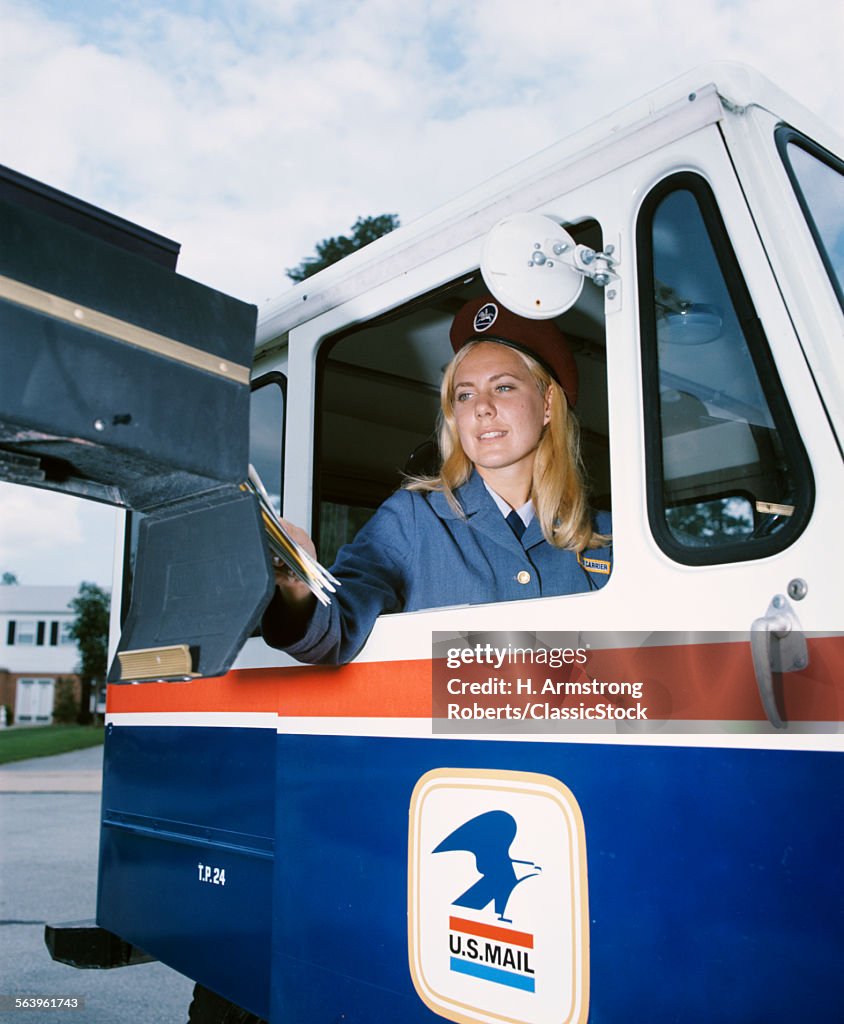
[271,519,318,617]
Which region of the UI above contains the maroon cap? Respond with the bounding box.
[449,295,579,407]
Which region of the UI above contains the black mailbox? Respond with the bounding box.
[0,164,274,682]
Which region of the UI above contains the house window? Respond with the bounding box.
[59,621,75,645]
[14,619,36,645]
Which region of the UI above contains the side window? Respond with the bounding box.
[314,220,611,577]
[249,373,286,514]
[637,172,813,565]
[776,127,844,310]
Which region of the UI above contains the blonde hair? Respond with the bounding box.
[405,340,609,551]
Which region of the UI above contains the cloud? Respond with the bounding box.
[2,0,839,306]
[0,483,116,586]
[0,483,82,559]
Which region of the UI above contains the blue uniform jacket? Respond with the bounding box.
[262,470,612,665]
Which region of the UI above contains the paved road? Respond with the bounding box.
[0,745,103,792]
[0,746,195,1023]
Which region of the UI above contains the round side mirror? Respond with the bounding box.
[481,213,584,319]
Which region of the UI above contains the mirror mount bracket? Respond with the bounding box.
[481,212,620,319]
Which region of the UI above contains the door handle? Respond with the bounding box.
[750,595,808,729]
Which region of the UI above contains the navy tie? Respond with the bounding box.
[505,509,526,541]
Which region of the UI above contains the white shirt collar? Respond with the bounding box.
[482,480,535,528]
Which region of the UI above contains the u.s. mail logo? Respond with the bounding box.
[408,769,589,1024]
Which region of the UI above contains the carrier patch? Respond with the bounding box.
[578,553,611,575]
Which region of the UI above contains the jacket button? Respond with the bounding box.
[517,570,531,585]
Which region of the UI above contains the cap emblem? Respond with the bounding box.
[473,303,499,333]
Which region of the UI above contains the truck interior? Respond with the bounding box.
[312,220,610,565]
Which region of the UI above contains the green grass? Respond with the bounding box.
[0,724,105,765]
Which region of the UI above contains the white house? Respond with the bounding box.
[0,585,81,724]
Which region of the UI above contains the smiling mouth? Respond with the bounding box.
[478,430,507,440]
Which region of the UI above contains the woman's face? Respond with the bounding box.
[452,342,551,481]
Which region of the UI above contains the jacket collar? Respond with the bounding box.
[427,469,491,520]
[428,471,545,551]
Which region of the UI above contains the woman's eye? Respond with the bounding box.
[495,384,514,393]
[456,392,472,402]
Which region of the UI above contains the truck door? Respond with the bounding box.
[617,117,843,729]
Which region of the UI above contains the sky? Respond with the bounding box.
[1,0,842,588]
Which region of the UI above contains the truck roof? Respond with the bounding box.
[254,61,842,355]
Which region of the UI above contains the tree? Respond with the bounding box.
[286,213,400,282]
[1,572,18,585]
[68,582,110,726]
[52,677,79,724]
